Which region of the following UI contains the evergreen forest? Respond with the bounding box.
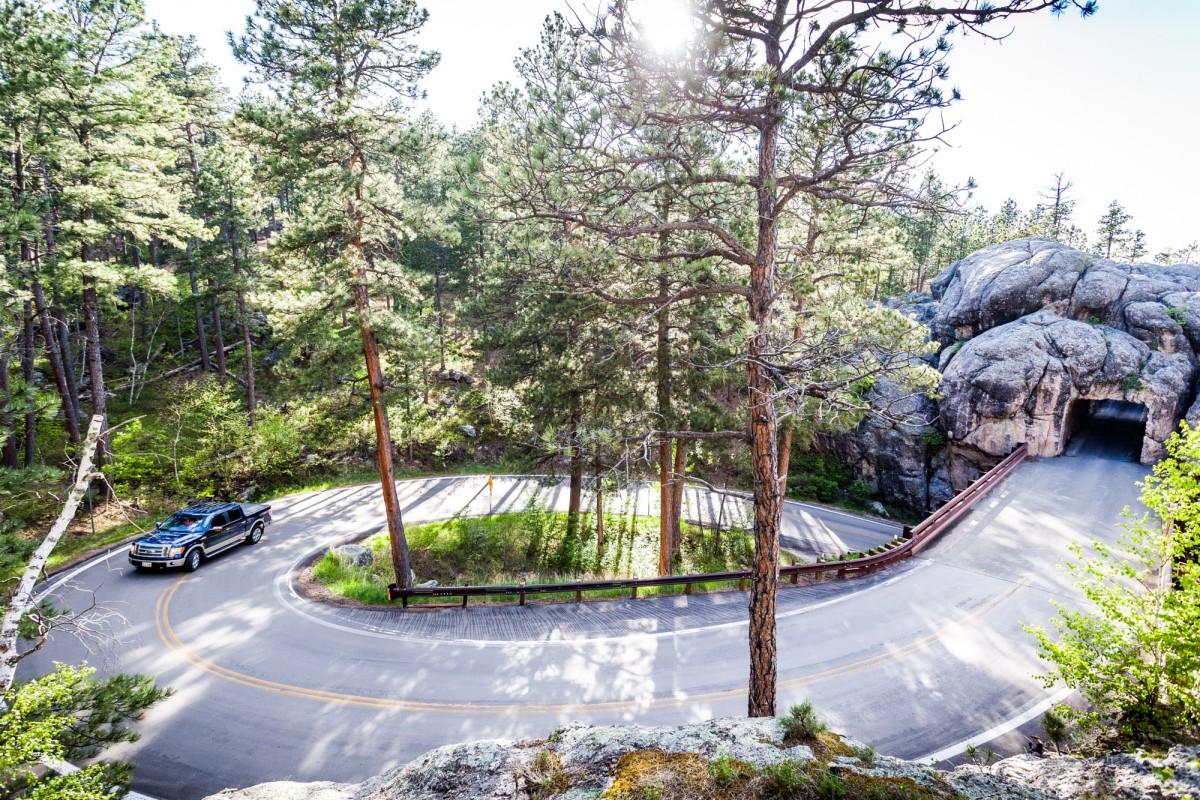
[10,0,1198,733]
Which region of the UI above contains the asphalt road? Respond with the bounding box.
[24,455,1147,799]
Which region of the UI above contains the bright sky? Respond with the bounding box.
[145,0,1199,256]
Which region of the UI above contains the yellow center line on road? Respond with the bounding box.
[155,575,1029,716]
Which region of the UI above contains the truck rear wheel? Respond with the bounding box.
[246,523,263,545]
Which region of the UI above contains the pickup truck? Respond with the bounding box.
[128,501,271,572]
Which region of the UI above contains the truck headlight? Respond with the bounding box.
[168,547,185,557]
[129,544,137,556]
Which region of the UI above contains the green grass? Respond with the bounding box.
[311,506,782,606]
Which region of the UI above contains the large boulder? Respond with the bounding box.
[201,719,1200,800]
[816,377,954,514]
[932,238,1200,353]
[331,545,374,568]
[968,746,1200,800]
[939,310,1193,462]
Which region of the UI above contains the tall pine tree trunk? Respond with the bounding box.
[20,301,35,467]
[746,90,784,719]
[37,162,84,435]
[81,267,109,466]
[237,287,256,426]
[0,324,18,469]
[210,280,226,383]
[33,281,79,443]
[347,149,412,588]
[53,304,81,431]
[670,437,688,558]
[656,271,673,576]
[594,459,604,552]
[230,201,256,425]
[566,394,583,547]
[183,121,211,372]
[187,258,210,371]
[777,425,793,496]
[658,438,672,575]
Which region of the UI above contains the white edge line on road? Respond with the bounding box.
[39,547,124,595]
[272,551,933,648]
[915,686,1074,764]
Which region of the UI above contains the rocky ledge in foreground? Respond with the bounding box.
[202,717,1200,800]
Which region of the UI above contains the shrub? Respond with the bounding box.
[760,760,810,800]
[706,751,753,787]
[246,408,303,487]
[787,453,852,503]
[852,743,877,766]
[519,750,568,800]
[847,478,873,507]
[917,429,947,451]
[1120,373,1144,393]
[815,767,848,800]
[781,700,828,744]
[1041,706,1070,754]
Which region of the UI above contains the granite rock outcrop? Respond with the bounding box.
[818,239,1200,509]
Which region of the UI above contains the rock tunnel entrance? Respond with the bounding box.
[1064,399,1148,462]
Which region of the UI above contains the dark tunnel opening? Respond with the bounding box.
[1064,399,1148,462]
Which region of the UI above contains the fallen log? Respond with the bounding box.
[0,414,104,693]
[81,344,240,399]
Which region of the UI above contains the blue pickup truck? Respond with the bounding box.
[128,501,271,572]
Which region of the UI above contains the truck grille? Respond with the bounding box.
[134,544,168,558]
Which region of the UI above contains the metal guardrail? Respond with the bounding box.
[387,445,1029,608]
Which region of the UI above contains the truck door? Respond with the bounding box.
[208,510,236,550]
[226,506,247,542]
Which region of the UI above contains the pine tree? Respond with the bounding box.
[1095,199,1134,259]
[48,0,202,460]
[471,0,1091,716]
[232,0,439,588]
[0,664,170,798]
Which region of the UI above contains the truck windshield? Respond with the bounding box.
[160,513,209,531]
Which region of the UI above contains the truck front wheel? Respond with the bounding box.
[183,549,203,572]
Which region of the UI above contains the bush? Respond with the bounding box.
[781,700,828,744]
[847,478,873,507]
[814,768,847,800]
[246,408,303,487]
[787,453,852,503]
[760,760,810,800]
[706,751,752,787]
